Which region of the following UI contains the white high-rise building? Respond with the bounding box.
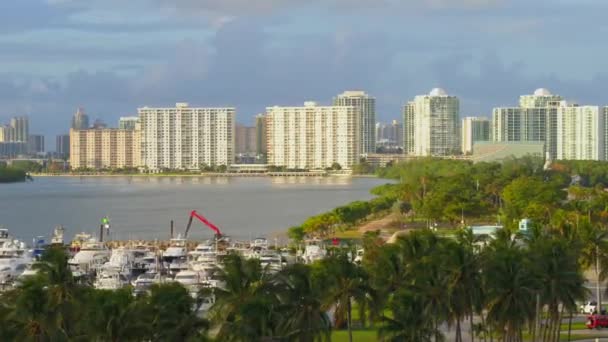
[493,88,563,159]
[556,103,605,161]
[138,103,235,171]
[266,101,360,170]
[403,88,460,156]
[461,117,490,154]
[333,91,375,154]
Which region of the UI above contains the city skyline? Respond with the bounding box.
[1,1,608,137]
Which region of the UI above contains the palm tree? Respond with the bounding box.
[273,264,331,342]
[482,240,538,342]
[316,253,372,342]
[208,253,275,341]
[146,283,208,341]
[446,229,484,342]
[578,220,608,313]
[87,288,151,342]
[529,236,588,342]
[379,289,441,342]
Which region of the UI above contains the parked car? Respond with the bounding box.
[581,301,598,315]
[587,314,608,329]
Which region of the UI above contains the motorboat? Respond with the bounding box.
[94,269,129,290]
[51,225,65,245]
[68,237,110,277]
[163,235,188,261]
[259,252,282,274]
[0,238,33,286]
[132,271,166,295]
[301,239,327,264]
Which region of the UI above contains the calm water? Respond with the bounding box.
[0,176,387,241]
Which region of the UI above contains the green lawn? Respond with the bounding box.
[331,329,378,342]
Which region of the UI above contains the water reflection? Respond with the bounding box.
[270,176,352,186]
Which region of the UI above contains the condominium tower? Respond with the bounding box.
[138,103,235,171]
[403,88,460,156]
[461,117,490,154]
[333,91,375,154]
[266,101,360,169]
[556,104,605,161]
[492,88,563,159]
[255,114,267,157]
[235,124,256,154]
[56,134,70,158]
[69,128,141,169]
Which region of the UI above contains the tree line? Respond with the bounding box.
[0,165,26,183]
[2,222,605,341]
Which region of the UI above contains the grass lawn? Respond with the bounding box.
[331,329,377,342]
[560,322,588,331]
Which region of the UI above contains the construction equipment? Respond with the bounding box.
[184,210,222,238]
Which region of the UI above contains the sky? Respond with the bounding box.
[1,0,608,139]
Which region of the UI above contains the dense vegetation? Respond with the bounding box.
[2,225,604,341]
[0,165,27,183]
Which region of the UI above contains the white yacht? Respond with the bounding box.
[68,237,110,277]
[259,252,282,274]
[0,238,33,286]
[132,271,166,295]
[51,225,65,245]
[163,235,188,260]
[94,270,129,290]
[301,239,327,264]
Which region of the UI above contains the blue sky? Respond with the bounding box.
[1,0,608,138]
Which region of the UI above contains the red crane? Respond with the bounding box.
[184,210,222,238]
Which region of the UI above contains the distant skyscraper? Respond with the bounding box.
[10,116,29,143]
[389,120,403,147]
[235,124,256,154]
[461,117,490,154]
[71,107,89,130]
[556,104,605,161]
[0,125,7,142]
[56,134,70,158]
[118,117,139,130]
[493,88,563,159]
[255,114,267,157]
[139,103,235,171]
[266,101,360,169]
[333,91,376,154]
[92,119,108,129]
[28,134,45,154]
[403,88,460,156]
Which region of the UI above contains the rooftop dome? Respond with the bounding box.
[533,88,552,96]
[429,88,447,96]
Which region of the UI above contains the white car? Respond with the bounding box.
[581,301,598,314]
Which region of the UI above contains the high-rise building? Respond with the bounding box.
[0,125,7,142]
[492,88,563,159]
[235,124,256,154]
[403,88,460,156]
[389,120,404,147]
[255,114,267,157]
[266,101,360,170]
[461,117,490,154]
[69,128,141,170]
[9,116,29,143]
[375,122,387,143]
[71,107,89,130]
[28,134,45,154]
[138,103,235,171]
[333,91,376,154]
[556,103,605,161]
[56,134,70,158]
[118,117,139,130]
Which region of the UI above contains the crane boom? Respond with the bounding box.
[184,210,222,238]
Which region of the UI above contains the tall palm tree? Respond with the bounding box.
[379,289,441,342]
[316,253,372,342]
[146,283,208,341]
[483,241,538,342]
[208,253,275,341]
[446,229,484,342]
[529,236,588,342]
[578,221,608,312]
[273,264,331,342]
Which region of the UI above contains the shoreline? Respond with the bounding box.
[31,173,378,178]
